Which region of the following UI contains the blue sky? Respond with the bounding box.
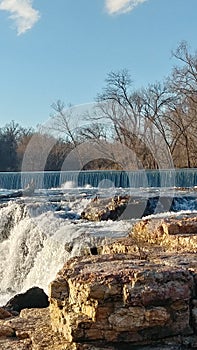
[0,0,197,128]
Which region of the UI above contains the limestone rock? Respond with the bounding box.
[0,338,32,350]
[81,195,130,221]
[0,308,69,349]
[49,254,195,346]
[0,308,116,349]
[131,214,197,252]
[81,195,197,221]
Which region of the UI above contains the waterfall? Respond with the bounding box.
[0,200,95,305]
[0,169,196,190]
[0,192,122,306]
[0,182,196,306]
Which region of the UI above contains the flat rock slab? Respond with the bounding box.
[0,308,70,350]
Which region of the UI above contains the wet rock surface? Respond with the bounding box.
[4,287,49,313]
[81,195,197,221]
[81,195,130,221]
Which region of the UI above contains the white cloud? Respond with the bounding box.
[105,0,147,15]
[0,0,40,35]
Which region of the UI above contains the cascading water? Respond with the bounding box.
[0,199,87,304]
[0,169,197,190]
[0,174,197,307]
[0,193,131,306]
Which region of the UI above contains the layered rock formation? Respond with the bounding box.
[131,213,197,253]
[49,254,196,347]
[1,213,197,349]
[48,213,197,349]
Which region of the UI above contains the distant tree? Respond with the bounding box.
[50,100,79,148]
[16,128,34,170]
[170,41,197,103]
[48,100,85,168]
[45,138,72,171]
[0,121,33,171]
[0,121,28,171]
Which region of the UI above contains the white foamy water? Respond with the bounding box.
[61,181,76,189]
[0,188,132,305]
[0,186,196,306]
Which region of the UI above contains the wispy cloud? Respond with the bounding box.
[105,0,147,15]
[0,0,40,35]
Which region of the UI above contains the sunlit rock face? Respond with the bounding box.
[0,308,70,350]
[48,213,197,348]
[131,214,197,252]
[49,254,195,345]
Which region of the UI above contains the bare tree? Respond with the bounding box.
[167,41,197,167]
[170,41,197,103]
[50,100,79,147]
[92,70,174,169]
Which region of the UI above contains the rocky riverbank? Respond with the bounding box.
[1,213,197,349]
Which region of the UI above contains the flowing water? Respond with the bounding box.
[0,171,197,306]
[0,168,197,189]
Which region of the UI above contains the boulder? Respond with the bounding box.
[81,195,197,221]
[48,213,197,348]
[0,308,67,349]
[1,254,197,349]
[4,287,49,313]
[81,195,130,221]
[49,253,196,346]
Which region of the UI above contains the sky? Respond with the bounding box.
[0,0,197,128]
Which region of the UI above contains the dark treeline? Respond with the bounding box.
[0,121,31,172]
[1,41,197,171]
[0,121,73,172]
